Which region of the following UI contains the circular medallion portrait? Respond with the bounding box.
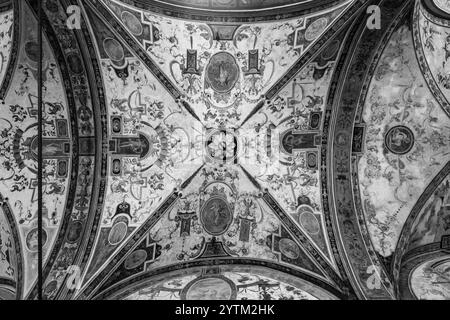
[385,126,415,155]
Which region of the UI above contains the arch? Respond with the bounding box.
[92,259,346,300]
[326,0,414,299]
[397,244,448,300]
[119,0,351,22]
[25,0,106,300]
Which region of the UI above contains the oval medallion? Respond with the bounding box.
[205,52,239,93]
[124,249,147,270]
[103,38,125,62]
[108,221,128,246]
[321,40,340,60]
[184,277,235,300]
[121,11,143,36]
[307,153,317,169]
[200,197,233,236]
[305,17,328,42]
[43,280,58,298]
[298,206,320,235]
[279,238,300,260]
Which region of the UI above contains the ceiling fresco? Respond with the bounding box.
[359,22,450,257]
[102,0,351,127]
[73,0,351,298]
[1,0,450,301]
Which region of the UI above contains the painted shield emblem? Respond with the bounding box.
[205,52,239,93]
[200,197,233,236]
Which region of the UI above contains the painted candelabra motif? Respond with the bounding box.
[145,165,280,267]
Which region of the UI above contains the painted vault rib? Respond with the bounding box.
[0,1,73,297]
[0,7,13,91]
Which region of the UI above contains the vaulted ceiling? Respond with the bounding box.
[0,0,449,300]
